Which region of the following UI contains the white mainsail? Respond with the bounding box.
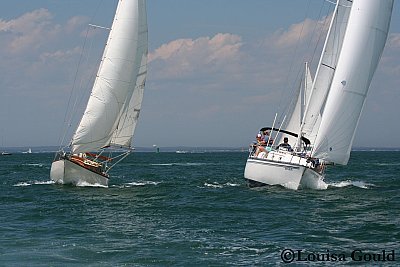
[312,0,393,164]
[71,0,148,153]
[301,0,351,144]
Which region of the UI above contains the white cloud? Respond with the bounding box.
[39,46,82,62]
[264,16,329,50]
[149,33,243,79]
[387,33,400,48]
[66,16,89,34]
[0,8,61,53]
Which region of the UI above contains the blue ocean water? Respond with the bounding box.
[0,151,399,266]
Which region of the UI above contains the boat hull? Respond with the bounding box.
[50,159,109,187]
[244,157,325,190]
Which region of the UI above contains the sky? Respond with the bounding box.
[0,0,399,149]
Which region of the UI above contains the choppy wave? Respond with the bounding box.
[2,151,399,266]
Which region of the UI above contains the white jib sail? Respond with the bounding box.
[287,63,313,132]
[71,0,147,154]
[312,0,394,165]
[282,63,313,147]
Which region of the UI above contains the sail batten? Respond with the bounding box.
[71,0,147,154]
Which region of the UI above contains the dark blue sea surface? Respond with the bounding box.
[0,151,399,266]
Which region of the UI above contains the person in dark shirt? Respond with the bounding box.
[276,137,293,151]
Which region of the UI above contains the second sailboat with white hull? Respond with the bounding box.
[244,0,394,190]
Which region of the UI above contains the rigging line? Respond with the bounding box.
[70,2,109,129]
[57,25,92,151]
[276,0,312,124]
[291,0,332,102]
[72,25,105,124]
[57,0,106,150]
[284,0,332,117]
[302,0,330,68]
[66,26,100,146]
[106,150,132,173]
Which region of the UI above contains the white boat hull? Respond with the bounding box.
[50,159,109,187]
[244,155,325,190]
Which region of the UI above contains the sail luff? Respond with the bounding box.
[312,0,394,164]
[71,0,146,154]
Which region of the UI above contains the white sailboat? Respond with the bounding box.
[50,0,148,186]
[244,0,394,190]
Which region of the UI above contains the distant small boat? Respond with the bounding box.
[1,152,12,156]
[176,150,188,154]
[22,148,32,154]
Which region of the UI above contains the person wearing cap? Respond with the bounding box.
[250,133,263,155]
[255,131,271,157]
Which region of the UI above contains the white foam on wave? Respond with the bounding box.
[328,180,375,189]
[76,181,108,188]
[22,163,45,167]
[225,182,241,187]
[203,182,240,188]
[204,182,223,188]
[111,181,161,188]
[14,182,32,187]
[125,181,160,186]
[151,163,174,166]
[13,180,55,187]
[313,179,329,190]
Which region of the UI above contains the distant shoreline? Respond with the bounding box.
[1,146,400,153]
